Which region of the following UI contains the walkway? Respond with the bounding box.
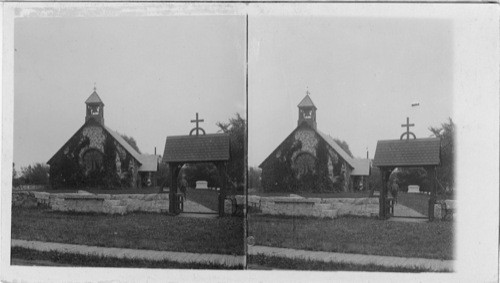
[12,239,244,267]
[248,245,453,272]
[394,203,427,218]
[183,199,216,213]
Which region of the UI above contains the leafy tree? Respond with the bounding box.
[120,134,141,154]
[181,163,220,188]
[12,163,22,187]
[333,138,354,158]
[429,118,455,192]
[21,163,50,185]
[157,162,171,188]
[217,113,245,191]
[248,166,262,189]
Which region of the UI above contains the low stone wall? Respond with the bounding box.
[12,185,47,191]
[13,191,169,215]
[434,200,456,220]
[243,195,379,219]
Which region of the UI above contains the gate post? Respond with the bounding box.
[169,163,179,214]
[218,162,227,217]
[427,166,437,221]
[379,168,386,219]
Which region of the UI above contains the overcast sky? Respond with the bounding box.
[14,15,454,170]
[248,17,453,166]
[14,16,245,169]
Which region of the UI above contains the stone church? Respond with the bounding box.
[47,89,159,189]
[259,94,370,192]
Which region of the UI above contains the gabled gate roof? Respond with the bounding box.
[162,134,230,163]
[373,138,441,167]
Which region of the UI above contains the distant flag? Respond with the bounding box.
[411,102,420,107]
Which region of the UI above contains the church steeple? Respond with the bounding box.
[85,87,104,125]
[297,91,317,129]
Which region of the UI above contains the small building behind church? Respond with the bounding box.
[259,94,370,193]
[47,89,159,189]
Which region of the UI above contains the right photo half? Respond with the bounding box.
[246,14,455,272]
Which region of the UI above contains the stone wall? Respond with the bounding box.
[434,200,456,220]
[243,195,379,219]
[13,191,169,215]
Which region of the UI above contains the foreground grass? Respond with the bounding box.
[37,187,164,195]
[12,207,244,255]
[248,215,453,260]
[247,255,448,272]
[11,247,243,269]
[251,191,370,198]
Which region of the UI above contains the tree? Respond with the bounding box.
[248,166,262,190]
[429,118,455,192]
[120,134,141,154]
[12,163,22,187]
[334,138,354,158]
[20,163,50,185]
[217,113,245,191]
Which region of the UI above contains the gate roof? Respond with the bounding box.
[162,133,230,163]
[373,138,441,167]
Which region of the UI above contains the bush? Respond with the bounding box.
[20,163,50,185]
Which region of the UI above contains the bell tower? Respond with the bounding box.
[85,86,105,125]
[297,91,317,130]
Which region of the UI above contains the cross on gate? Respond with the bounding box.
[400,117,416,140]
[189,112,206,136]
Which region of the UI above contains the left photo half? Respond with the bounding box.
[5,6,246,271]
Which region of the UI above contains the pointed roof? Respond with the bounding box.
[297,94,316,109]
[259,122,355,169]
[373,138,441,167]
[85,91,104,105]
[47,119,159,172]
[162,133,230,163]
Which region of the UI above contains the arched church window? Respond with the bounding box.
[83,149,103,172]
[293,152,316,178]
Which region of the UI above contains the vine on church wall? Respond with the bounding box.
[49,126,138,189]
[261,131,338,193]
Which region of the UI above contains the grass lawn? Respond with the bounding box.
[247,255,448,272]
[248,215,453,260]
[12,207,244,255]
[38,187,165,195]
[11,247,243,269]
[185,187,219,211]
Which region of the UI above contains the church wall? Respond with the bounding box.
[49,123,139,189]
[261,126,350,192]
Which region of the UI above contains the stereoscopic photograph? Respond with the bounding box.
[1,2,498,283]
[9,13,246,269]
[247,16,455,272]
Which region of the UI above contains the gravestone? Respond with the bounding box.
[407,185,420,194]
[195,180,209,190]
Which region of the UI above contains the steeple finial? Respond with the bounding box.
[93,82,97,92]
[306,86,310,96]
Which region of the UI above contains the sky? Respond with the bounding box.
[248,17,453,166]
[13,16,246,169]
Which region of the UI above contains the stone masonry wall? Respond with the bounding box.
[243,195,379,219]
[13,191,169,215]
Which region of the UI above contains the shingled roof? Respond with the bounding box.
[297,94,316,109]
[162,134,230,163]
[85,91,104,104]
[373,138,441,167]
[317,130,355,168]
